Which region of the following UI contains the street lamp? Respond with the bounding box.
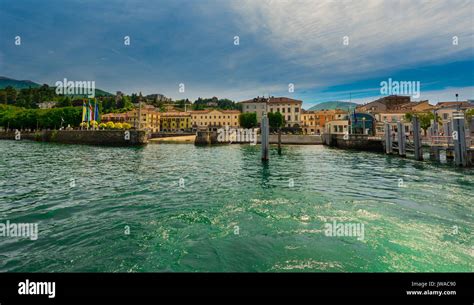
[362,117,366,135]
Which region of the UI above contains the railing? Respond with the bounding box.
[430,136,454,146]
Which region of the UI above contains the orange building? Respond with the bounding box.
[301,109,347,134]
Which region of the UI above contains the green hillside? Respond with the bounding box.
[0,76,112,96]
[308,101,358,111]
[0,76,41,89]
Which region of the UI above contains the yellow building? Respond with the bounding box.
[191,109,240,131]
[160,112,192,132]
[301,110,317,134]
[102,105,161,132]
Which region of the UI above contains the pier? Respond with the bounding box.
[381,113,473,167]
[323,113,473,167]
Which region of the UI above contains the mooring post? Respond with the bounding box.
[430,146,441,162]
[261,113,269,162]
[432,118,438,137]
[277,128,282,155]
[412,116,423,161]
[384,122,392,154]
[452,112,467,167]
[397,121,406,157]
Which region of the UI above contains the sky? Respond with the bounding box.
[0,0,473,109]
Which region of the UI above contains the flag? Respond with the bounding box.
[94,99,100,122]
[89,100,94,121]
[82,100,87,122]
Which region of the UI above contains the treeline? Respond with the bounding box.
[0,105,82,130]
[0,85,133,114]
[0,85,56,108]
[193,97,241,111]
[0,85,241,115]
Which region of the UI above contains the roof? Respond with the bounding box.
[239,96,302,104]
[190,109,240,114]
[436,101,472,109]
[267,97,302,104]
[161,111,191,117]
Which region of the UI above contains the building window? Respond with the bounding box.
[282,108,285,113]
[287,115,291,121]
[288,108,291,113]
[295,107,299,112]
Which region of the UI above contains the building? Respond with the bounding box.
[399,100,435,113]
[38,101,57,109]
[356,95,411,113]
[101,104,161,132]
[301,110,317,134]
[267,97,303,127]
[435,101,474,125]
[239,96,268,123]
[326,120,349,135]
[370,111,412,137]
[146,93,172,103]
[348,112,376,135]
[301,109,347,134]
[191,109,240,131]
[101,112,128,123]
[239,96,303,127]
[160,112,192,132]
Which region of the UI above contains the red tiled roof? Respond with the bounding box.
[239,97,302,104]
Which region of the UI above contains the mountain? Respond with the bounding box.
[308,101,358,111]
[0,76,112,96]
[0,76,41,89]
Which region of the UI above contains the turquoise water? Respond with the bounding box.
[0,140,472,272]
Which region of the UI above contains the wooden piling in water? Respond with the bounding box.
[397,121,406,157]
[277,128,282,155]
[429,146,441,162]
[452,114,467,167]
[412,116,423,161]
[384,122,392,154]
[261,113,269,161]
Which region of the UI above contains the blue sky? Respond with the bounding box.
[0,0,473,108]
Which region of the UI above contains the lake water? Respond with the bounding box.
[0,141,472,272]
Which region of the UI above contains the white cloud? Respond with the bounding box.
[230,0,474,81]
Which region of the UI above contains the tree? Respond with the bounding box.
[239,112,257,128]
[465,108,474,123]
[57,96,72,107]
[0,91,6,104]
[404,112,413,122]
[5,86,17,104]
[268,112,285,129]
[405,112,441,136]
[0,105,81,130]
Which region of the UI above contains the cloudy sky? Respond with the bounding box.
[0,0,473,108]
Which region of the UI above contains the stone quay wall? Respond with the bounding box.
[323,134,383,152]
[0,130,148,146]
